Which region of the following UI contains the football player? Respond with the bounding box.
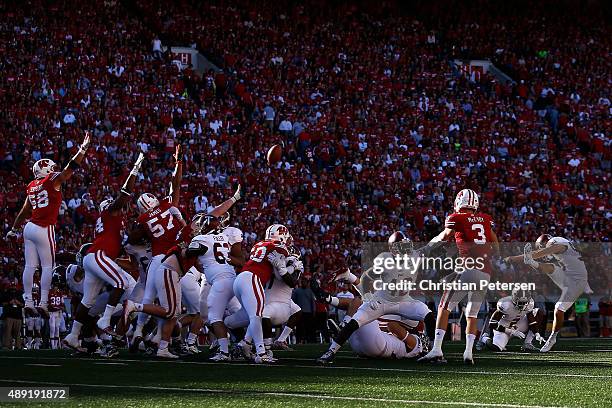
[7,132,90,314]
[63,153,143,350]
[232,224,294,363]
[314,281,424,360]
[187,214,245,361]
[484,288,546,352]
[48,271,67,349]
[505,234,590,352]
[225,247,303,360]
[317,231,432,365]
[418,189,499,365]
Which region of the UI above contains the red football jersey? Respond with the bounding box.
[137,201,185,256]
[89,210,124,259]
[26,173,62,227]
[48,289,64,312]
[445,211,496,274]
[241,241,289,285]
[162,245,197,275]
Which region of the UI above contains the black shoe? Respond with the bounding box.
[317,350,336,365]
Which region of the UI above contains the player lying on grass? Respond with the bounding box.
[313,279,425,360]
[505,234,591,352]
[481,288,547,352]
[316,231,432,365]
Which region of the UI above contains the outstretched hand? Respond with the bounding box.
[81,131,91,151]
[174,144,182,162]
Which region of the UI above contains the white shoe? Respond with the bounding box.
[121,300,136,329]
[254,353,276,364]
[156,347,179,359]
[97,322,120,340]
[239,340,254,360]
[463,351,474,365]
[63,333,85,352]
[540,335,557,353]
[186,342,200,354]
[209,352,231,361]
[417,349,446,364]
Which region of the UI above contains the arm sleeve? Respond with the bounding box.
[444,213,457,230]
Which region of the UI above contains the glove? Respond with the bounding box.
[293,259,304,273]
[6,228,18,239]
[231,184,242,203]
[80,131,91,152]
[508,328,526,339]
[368,299,382,311]
[131,152,145,176]
[535,333,545,344]
[267,250,286,269]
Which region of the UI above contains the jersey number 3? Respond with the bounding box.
[471,223,487,244]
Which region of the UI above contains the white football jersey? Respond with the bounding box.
[66,264,83,295]
[547,237,588,282]
[191,227,243,284]
[124,243,152,282]
[366,251,418,303]
[496,296,534,329]
[265,256,299,303]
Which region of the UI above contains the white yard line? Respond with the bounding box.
[0,379,575,408]
[24,364,61,367]
[2,355,610,379]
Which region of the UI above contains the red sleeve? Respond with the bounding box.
[445,213,459,230]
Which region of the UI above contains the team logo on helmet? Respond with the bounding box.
[191,213,220,236]
[32,159,57,179]
[137,193,160,214]
[454,189,479,212]
[265,224,292,245]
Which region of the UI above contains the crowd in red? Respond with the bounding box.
[0,0,609,293]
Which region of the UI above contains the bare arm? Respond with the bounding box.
[109,153,144,214]
[209,184,242,217]
[168,145,182,206]
[227,242,245,268]
[53,131,91,189]
[11,199,33,231]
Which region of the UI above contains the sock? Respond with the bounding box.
[71,321,83,337]
[39,289,49,307]
[187,332,198,344]
[329,340,341,353]
[465,333,476,355]
[336,319,359,346]
[264,337,272,353]
[549,331,558,341]
[218,337,229,353]
[432,328,445,352]
[22,265,36,302]
[133,324,144,338]
[277,326,293,343]
[159,340,169,350]
[525,331,534,345]
[249,316,264,355]
[100,305,116,326]
[135,303,143,312]
[342,315,352,324]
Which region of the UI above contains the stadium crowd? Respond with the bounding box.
[0,0,610,346]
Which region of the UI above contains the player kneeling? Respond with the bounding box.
[483,289,546,352]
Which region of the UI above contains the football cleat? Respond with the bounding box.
[97,323,122,341]
[156,347,179,359]
[521,343,539,352]
[63,333,85,353]
[209,351,231,361]
[239,340,254,360]
[540,335,557,353]
[417,349,447,364]
[272,340,293,351]
[463,351,474,365]
[185,342,200,354]
[316,350,336,365]
[254,353,276,364]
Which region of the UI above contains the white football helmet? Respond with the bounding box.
[191,213,220,235]
[511,287,532,311]
[99,198,114,212]
[32,159,58,179]
[388,231,413,256]
[454,189,479,212]
[137,193,160,214]
[265,224,292,245]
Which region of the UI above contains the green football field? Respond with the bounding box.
[0,339,610,408]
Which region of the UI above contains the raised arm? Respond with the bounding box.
[168,144,182,206]
[7,199,33,238]
[53,131,91,189]
[208,184,242,217]
[109,152,144,214]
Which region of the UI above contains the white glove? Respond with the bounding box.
[508,328,526,339]
[6,228,18,239]
[131,152,145,176]
[231,184,241,203]
[369,299,382,311]
[535,333,545,344]
[80,131,91,151]
[293,259,304,273]
[267,250,287,269]
[523,243,539,269]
